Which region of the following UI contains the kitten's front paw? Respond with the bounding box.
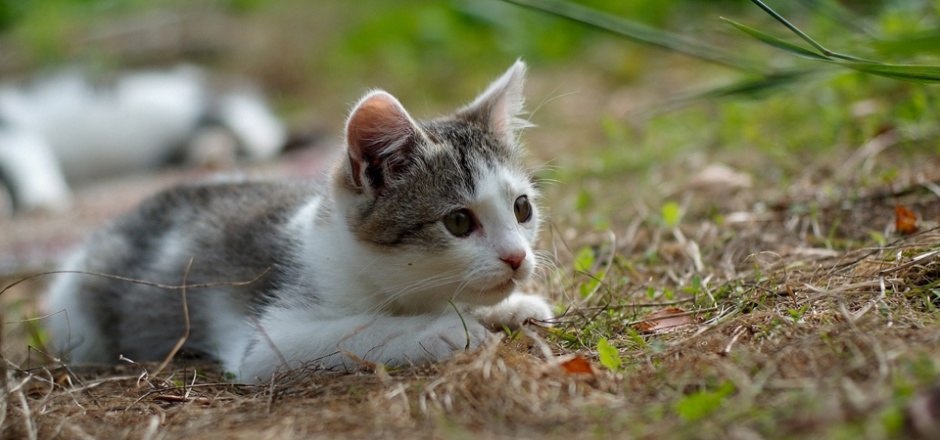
[473,293,553,330]
[416,314,488,362]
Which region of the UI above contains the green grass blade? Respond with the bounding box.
[748,0,875,63]
[501,0,761,73]
[722,17,830,61]
[749,0,829,55]
[636,69,820,118]
[841,62,940,83]
[695,69,819,99]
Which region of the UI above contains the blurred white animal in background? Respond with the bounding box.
[0,65,287,213]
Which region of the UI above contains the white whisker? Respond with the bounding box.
[355,269,466,314]
[526,87,578,124]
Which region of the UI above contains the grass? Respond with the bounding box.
[4,0,940,438]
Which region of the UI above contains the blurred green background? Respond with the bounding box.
[1,0,939,194]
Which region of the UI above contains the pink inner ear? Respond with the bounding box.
[345,92,418,190]
[348,95,409,146]
[347,94,411,155]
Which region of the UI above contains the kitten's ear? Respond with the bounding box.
[460,59,530,142]
[345,90,424,194]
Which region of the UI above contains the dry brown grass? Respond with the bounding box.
[3,158,940,439]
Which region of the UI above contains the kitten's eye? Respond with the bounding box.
[514,195,532,223]
[443,209,476,237]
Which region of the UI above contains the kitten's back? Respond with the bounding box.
[45,180,317,363]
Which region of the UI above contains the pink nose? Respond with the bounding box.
[500,251,526,271]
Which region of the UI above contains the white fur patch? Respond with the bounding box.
[44,249,108,362]
[217,91,286,159]
[0,126,71,210]
[472,292,553,329]
[1,67,206,182]
[234,307,488,382]
[0,65,285,211]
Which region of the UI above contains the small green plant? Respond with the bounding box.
[573,246,607,298]
[623,327,649,350]
[683,275,703,296]
[787,304,809,324]
[660,201,681,228]
[573,246,595,273]
[675,381,736,422]
[597,338,623,371]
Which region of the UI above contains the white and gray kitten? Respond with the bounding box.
[44,61,553,383]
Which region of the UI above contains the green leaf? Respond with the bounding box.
[722,17,829,61]
[548,327,579,343]
[675,381,735,422]
[579,277,597,298]
[579,270,606,298]
[573,246,595,273]
[787,304,808,323]
[597,338,623,371]
[26,318,49,348]
[661,202,681,227]
[840,62,940,83]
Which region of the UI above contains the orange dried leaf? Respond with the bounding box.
[558,355,596,375]
[633,307,693,334]
[895,204,918,235]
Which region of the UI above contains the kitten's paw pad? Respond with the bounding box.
[474,293,553,330]
[416,316,487,361]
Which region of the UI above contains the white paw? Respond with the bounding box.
[414,314,488,362]
[472,293,553,330]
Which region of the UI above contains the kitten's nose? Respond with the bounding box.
[500,251,526,271]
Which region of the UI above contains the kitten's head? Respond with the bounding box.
[334,60,541,312]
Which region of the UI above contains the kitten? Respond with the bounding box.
[0,65,286,212]
[44,61,553,382]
